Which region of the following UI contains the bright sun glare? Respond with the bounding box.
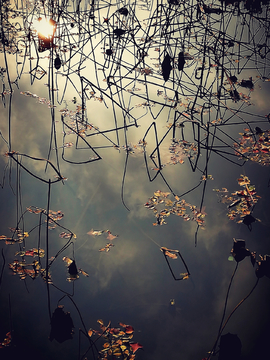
[33,17,55,38]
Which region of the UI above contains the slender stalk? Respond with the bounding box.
[218,262,239,337]
[46,180,52,320]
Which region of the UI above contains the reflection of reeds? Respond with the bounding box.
[1,0,270,358]
[161,246,190,281]
[208,261,239,359]
[207,238,263,359]
[207,276,259,360]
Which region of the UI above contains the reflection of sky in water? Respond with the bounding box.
[1,1,270,360]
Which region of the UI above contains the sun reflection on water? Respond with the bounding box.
[33,17,56,39]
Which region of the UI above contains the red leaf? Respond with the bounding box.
[130,342,143,353]
[125,325,134,334]
[25,250,34,256]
